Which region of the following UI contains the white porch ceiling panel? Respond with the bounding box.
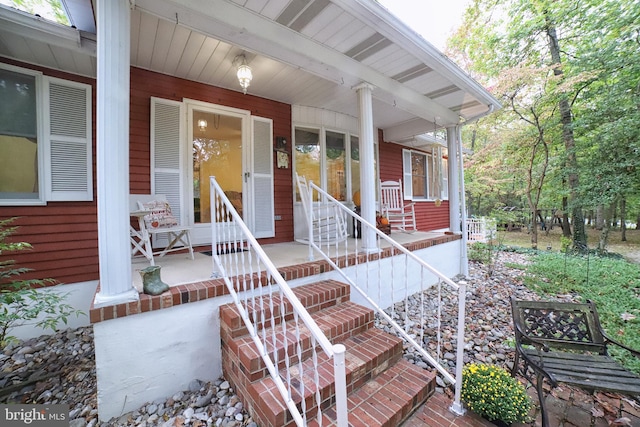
[0,0,500,141]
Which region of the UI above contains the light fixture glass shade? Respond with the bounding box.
[235,55,253,94]
[197,119,207,131]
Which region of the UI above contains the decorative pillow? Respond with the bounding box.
[138,199,178,230]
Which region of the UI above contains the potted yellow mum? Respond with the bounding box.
[461,363,532,425]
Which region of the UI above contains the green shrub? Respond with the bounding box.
[461,363,532,423]
[468,242,492,264]
[0,217,83,349]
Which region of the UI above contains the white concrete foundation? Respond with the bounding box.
[94,296,227,421]
[93,240,462,421]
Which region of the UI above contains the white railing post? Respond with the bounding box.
[307,180,315,261]
[450,280,467,415]
[332,344,348,427]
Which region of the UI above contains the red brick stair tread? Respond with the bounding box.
[228,301,374,382]
[220,280,351,338]
[308,358,436,427]
[249,327,405,424]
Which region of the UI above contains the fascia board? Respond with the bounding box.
[333,0,502,111]
[0,5,95,55]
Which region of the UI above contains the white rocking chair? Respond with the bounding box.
[296,174,348,244]
[129,194,195,265]
[379,179,417,233]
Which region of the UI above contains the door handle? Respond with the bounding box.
[244,172,250,182]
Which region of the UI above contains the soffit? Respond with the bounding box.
[0,0,500,142]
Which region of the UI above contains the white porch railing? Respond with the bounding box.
[300,179,468,416]
[466,217,497,243]
[209,177,348,427]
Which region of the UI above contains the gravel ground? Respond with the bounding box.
[0,251,620,426]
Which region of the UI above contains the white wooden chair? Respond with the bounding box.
[379,179,417,233]
[295,174,348,244]
[129,194,194,265]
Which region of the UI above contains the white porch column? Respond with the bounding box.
[457,126,470,276]
[94,0,139,307]
[447,126,461,233]
[355,83,377,252]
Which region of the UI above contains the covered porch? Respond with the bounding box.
[129,231,451,292]
[90,210,465,422]
[0,0,500,423]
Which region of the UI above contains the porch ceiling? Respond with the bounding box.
[0,0,500,141]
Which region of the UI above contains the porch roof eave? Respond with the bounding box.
[134,0,501,131]
[0,0,501,137]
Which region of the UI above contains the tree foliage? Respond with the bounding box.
[452,0,640,250]
[0,217,82,349]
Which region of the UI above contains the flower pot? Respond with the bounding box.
[140,265,169,296]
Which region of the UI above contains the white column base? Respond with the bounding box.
[93,287,139,308]
[449,402,466,416]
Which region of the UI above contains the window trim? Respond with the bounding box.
[0,63,46,206]
[402,147,448,202]
[293,123,372,205]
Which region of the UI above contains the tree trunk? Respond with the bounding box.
[545,17,587,251]
[562,190,571,237]
[595,205,604,230]
[621,198,627,241]
[598,205,611,252]
[531,208,538,249]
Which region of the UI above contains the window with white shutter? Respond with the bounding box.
[150,97,184,222]
[0,63,92,205]
[46,77,93,201]
[251,117,274,238]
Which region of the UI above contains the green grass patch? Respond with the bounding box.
[524,251,640,374]
[503,262,526,270]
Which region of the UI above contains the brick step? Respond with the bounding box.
[308,359,436,427]
[221,280,437,427]
[220,280,351,339]
[247,327,405,427]
[224,300,374,383]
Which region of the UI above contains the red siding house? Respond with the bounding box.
[0,0,499,422]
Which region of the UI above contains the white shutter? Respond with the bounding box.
[442,157,449,200]
[45,77,92,201]
[402,149,413,200]
[251,116,274,238]
[150,97,184,222]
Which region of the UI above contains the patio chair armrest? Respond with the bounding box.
[602,332,640,358]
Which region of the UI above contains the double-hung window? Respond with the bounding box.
[294,126,369,204]
[402,147,447,201]
[0,63,92,205]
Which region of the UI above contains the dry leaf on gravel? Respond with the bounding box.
[610,417,632,426]
[598,400,619,416]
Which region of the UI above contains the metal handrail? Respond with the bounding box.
[302,179,468,415]
[210,177,348,426]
